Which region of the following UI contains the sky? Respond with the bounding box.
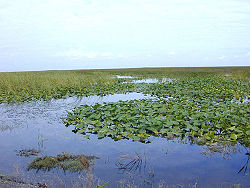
[0,0,249,72]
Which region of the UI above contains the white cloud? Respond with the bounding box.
[204,57,209,61]
[233,55,240,58]
[218,55,226,60]
[101,52,113,57]
[168,51,176,56]
[146,54,153,57]
[82,52,98,59]
[117,53,125,58]
[55,49,124,60]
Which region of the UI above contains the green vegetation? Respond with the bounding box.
[1,66,249,188]
[1,67,249,146]
[62,67,249,146]
[64,98,249,146]
[27,153,98,172]
[0,172,11,181]
[0,66,249,103]
[0,172,47,188]
[0,70,115,102]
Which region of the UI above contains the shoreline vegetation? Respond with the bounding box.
[0,66,249,103]
[1,66,248,145]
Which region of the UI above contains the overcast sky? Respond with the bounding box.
[0,0,249,72]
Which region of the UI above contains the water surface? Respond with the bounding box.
[0,93,249,187]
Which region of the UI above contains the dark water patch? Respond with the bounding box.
[16,149,41,157]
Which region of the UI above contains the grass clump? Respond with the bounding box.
[27,153,98,172]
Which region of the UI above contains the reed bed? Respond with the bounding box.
[0,67,249,103]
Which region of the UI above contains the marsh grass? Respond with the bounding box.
[102,66,250,79]
[27,153,98,172]
[0,67,249,103]
[0,70,115,102]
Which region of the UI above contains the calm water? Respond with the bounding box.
[132,78,174,83]
[0,93,249,187]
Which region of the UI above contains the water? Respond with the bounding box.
[114,75,138,79]
[132,78,174,83]
[114,75,175,84]
[0,93,249,187]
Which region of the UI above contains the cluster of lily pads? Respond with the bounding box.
[64,75,250,146]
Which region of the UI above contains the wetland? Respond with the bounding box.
[0,67,249,187]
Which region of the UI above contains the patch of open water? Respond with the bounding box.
[0,93,249,187]
[132,78,174,83]
[114,75,175,84]
[114,75,138,79]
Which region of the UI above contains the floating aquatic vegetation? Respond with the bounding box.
[64,96,249,146]
[27,153,98,173]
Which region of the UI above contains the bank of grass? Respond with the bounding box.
[0,66,249,103]
[101,66,250,79]
[0,70,115,102]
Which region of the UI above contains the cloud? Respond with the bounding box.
[1,0,250,71]
[218,55,226,60]
[204,57,209,61]
[168,51,176,56]
[233,55,240,58]
[55,49,123,60]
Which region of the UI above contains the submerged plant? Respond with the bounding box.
[116,153,144,173]
[16,149,41,157]
[238,149,250,175]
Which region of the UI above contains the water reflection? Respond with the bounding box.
[0,92,151,131]
[114,75,138,79]
[15,149,41,157]
[238,151,249,175]
[132,78,174,83]
[116,153,145,174]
